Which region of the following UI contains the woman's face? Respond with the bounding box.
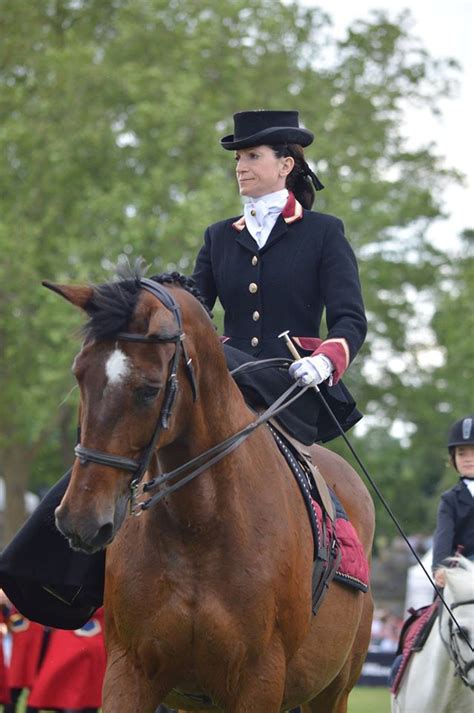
[235,145,294,198]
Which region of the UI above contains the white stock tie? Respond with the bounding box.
[243,189,288,249]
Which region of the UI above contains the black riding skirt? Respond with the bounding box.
[0,470,102,629]
[224,344,361,445]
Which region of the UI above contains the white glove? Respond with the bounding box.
[289,354,334,386]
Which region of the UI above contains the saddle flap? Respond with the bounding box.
[268,418,335,520]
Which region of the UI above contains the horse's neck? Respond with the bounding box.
[155,376,263,529]
[165,370,256,461]
[403,624,456,712]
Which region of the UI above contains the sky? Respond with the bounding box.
[299,0,473,252]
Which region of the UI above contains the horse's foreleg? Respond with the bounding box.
[102,647,170,713]
[230,677,285,713]
[225,643,286,713]
[302,594,373,713]
[303,592,373,713]
[303,677,350,713]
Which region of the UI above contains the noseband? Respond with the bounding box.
[74,278,198,489]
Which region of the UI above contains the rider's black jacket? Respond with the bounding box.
[432,479,474,570]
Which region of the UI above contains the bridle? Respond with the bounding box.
[73,278,308,514]
[439,596,474,688]
[74,278,198,495]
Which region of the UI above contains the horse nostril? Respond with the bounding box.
[55,506,115,553]
[95,521,114,547]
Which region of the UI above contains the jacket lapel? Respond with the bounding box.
[259,215,289,253]
[234,224,260,253]
[457,481,474,507]
[233,216,291,254]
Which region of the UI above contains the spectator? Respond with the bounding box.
[26,608,106,713]
[2,597,45,713]
[432,414,474,586]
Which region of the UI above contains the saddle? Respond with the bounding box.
[268,421,369,615]
[390,601,439,695]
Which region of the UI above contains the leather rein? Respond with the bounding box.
[73,278,308,515]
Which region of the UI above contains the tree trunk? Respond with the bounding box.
[58,402,76,470]
[1,445,34,546]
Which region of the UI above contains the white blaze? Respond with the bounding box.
[105,349,130,384]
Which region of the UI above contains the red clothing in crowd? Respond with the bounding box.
[0,608,10,704]
[7,610,44,690]
[28,608,106,710]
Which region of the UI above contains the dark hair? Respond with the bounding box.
[271,143,323,209]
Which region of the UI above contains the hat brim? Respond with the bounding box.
[220,126,314,150]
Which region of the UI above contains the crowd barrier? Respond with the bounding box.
[357,649,396,687]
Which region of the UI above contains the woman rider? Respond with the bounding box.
[192,109,367,445]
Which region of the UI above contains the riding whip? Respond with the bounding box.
[278,330,474,651]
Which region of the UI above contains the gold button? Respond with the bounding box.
[252,311,260,321]
[249,282,258,294]
[251,337,259,347]
[251,255,258,266]
[250,209,256,216]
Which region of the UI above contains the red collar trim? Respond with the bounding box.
[282,191,297,218]
[232,192,303,232]
[232,215,246,232]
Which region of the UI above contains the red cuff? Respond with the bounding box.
[311,339,350,384]
[292,337,323,352]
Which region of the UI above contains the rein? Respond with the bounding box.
[135,378,307,513]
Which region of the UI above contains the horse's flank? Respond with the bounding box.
[49,275,374,713]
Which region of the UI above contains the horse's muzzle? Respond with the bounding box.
[54,503,116,554]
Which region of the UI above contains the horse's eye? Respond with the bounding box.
[137,384,161,402]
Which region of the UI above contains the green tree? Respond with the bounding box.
[331,228,473,542]
[0,0,464,542]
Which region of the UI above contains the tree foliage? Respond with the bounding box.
[0,0,469,542]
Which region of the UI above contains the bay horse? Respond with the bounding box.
[48,269,374,713]
[391,556,474,713]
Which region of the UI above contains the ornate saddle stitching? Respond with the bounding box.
[268,425,341,615]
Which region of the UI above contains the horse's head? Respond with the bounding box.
[47,270,215,554]
[442,556,474,689]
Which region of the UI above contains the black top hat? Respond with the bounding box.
[220,110,314,150]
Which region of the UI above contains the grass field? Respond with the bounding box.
[349,686,391,712]
[5,686,391,712]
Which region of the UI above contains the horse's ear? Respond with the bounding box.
[42,281,93,311]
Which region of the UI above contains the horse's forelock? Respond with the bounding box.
[82,270,211,342]
[83,279,141,341]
